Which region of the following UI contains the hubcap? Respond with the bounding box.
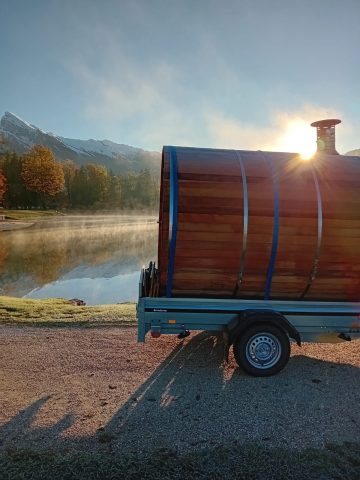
[245,332,281,369]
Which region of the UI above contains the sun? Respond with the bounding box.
[275,120,317,160]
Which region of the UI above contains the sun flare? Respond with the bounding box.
[275,120,316,161]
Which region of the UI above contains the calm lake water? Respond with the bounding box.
[0,215,157,305]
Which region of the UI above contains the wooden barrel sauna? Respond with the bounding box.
[157,146,360,301]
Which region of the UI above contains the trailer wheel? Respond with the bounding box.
[233,323,290,377]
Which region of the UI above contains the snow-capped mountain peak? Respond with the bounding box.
[0,111,160,174]
[2,111,36,130]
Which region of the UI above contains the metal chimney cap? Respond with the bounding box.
[311,118,341,155]
[311,119,341,128]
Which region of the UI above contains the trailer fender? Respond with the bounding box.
[227,310,301,347]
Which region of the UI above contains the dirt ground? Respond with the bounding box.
[1,326,359,455]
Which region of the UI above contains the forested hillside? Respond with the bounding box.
[0,145,159,211]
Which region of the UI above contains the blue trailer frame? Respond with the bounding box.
[137,269,360,345]
[137,269,360,376]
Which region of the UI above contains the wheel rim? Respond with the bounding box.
[245,332,282,369]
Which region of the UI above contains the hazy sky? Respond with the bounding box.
[1,0,359,153]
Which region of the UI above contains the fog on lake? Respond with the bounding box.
[0,215,157,305]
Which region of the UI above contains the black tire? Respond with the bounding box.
[233,323,290,377]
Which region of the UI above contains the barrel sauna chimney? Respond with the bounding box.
[311,118,341,155]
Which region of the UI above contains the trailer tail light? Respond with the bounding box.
[151,331,161,338]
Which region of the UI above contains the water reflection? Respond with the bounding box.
[0,215,157,304]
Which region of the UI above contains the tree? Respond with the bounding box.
[71,163,109,208]
[0,170,7,203]
[119,169,159,209]
[0,152,33,209]
[86,163,108,206]
[21,145,64,208]
[71,166,88,207]
[134,169,156,206]
[106,172,123,208]
[61,159,78,206]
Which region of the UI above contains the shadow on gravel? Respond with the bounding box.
[1,332,360,478]
[0,396,74,451]
[102,333,360,454]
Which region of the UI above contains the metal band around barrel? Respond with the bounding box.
[233,151,248,296]
[264,157,280,300]
[166,146,179,298]
[300,166,323,299]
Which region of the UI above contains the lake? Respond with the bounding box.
[0,215,158,305]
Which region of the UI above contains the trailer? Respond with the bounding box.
[137,270,360,376]
[137,129,360,376]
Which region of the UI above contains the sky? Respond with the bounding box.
[1,0,359,154]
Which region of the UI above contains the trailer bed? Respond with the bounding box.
[137,294,360,343]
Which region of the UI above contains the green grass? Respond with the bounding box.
[1,442,359,480]
[0,296,136,326]
[1,209,62,220]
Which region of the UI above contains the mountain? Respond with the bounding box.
[346,149,360,156]
[0,111,161,174]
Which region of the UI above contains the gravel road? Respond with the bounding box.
[0,326,359,455]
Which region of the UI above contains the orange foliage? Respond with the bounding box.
[0,170,7,201]
[21,145,64,197]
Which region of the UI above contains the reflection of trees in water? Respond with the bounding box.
[0,242,8,273]
[20,239,68,285]
[0,222,157,293]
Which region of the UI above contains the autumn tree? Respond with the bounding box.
[0,170,7,203]
[21,145,64,209]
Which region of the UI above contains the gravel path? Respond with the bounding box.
[0,326,359,455]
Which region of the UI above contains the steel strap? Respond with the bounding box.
[233,151,248,296]
[166,146,179,298]
[300,166,323,299]
[264,156,280,300]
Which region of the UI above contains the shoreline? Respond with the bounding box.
[0,210,157,232]
[0,295,136,326]
[0,220,35,231]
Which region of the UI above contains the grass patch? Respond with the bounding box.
[1,442,359,480]
[1,209,62,221]
[0,296,136,326]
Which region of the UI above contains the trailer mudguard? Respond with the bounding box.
[226,310,301,347]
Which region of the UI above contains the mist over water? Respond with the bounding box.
[0,215,157,305]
